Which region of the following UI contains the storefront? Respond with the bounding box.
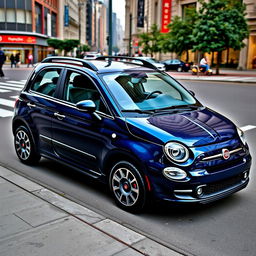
[0,32,50,64]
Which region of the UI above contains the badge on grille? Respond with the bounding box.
[222,149,230,160]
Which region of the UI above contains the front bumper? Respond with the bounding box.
[148,149,252,204]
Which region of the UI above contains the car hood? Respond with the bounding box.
[125,107,237,147]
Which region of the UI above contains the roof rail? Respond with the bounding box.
[95,56,158,70]
[41,57,98,71]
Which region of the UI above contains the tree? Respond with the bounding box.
[138,24,163,57]
[47,39,63,51]
[62,39,80,55]
[163,8,198,62]
[192,0,249,74]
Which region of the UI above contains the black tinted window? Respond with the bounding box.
[31,68,61,97]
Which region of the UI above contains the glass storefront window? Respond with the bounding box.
[17,9,26,24]
[6,9,16,23]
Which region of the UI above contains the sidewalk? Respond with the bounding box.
[169,69,256,83]
[0,165,183,256]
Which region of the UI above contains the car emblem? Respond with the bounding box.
[222,149,230,160]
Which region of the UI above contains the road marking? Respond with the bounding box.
[240,125,256,132]
[0,98,15,108]
[0,89,11,93]
[10,95,19,99]
[0,82,24,88]
[7,80,26,84]
[0,85,21,91]
[0,108,13,117]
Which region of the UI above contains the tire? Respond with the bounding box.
[177,67,182,72]
[14,126,41,165]
[109,161,147,213]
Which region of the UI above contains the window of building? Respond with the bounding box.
[44,7,49,35]
[17,9,26,24]
[26,11,32,24]
[0,9,5,22]
[51,12,57,37]
[35,3,42,33]
[182,3,196,19]
[6,9,16,23]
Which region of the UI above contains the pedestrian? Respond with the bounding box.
[15,53,20,68]
[27,53,34,67]
[0,47,6,78]
[10,54,16,68]
[199,55,209,71]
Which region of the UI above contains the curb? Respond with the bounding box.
[0,165,185,256]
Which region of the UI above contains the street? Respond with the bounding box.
[0,68,256,256]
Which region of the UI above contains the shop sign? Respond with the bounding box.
[137,0,144,28]
[161,0,171,33]
[0,35,36,44]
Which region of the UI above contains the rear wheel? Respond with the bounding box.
[109,161,147,212]
[177,66,182,72]
[14,126,41,164]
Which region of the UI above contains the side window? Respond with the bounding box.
[31,68,61,97]
[64,71,111,115]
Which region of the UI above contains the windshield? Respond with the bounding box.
[101,71,198,114]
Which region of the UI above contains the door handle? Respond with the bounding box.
[27,102,36,108]
[54,112,66,120]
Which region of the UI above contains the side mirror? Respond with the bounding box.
[189,90,195,96]
[76,100,101,120]
[76,100,96,113]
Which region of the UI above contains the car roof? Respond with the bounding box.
[40,56,158,74]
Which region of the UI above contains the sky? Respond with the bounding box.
[112,0,125,29]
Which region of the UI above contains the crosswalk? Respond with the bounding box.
[0,79,26,117]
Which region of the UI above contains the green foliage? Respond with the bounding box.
[81,44,91,52]
[47,39,63,50]
[192,0,249,73]
[47,39,80,55]
[163,7,198,60]
[193,0,248,53]
[62,39,80,53]
[138,24,163,56]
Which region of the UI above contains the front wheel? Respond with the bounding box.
[14,126,41,164]
[109,161,147,212]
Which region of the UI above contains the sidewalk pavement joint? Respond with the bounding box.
[0,165,184,256]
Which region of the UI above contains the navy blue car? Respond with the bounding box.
[13,56,251,212]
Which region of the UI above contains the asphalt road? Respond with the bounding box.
[0,69,256,256]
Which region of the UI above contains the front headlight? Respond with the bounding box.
[237,127,246,145]
[164,142,189,163]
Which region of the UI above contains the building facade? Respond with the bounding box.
[124,0,256,69]
[0,0,59,63]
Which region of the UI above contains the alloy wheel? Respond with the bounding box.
[15,129,31,161]
[112,167,139,207]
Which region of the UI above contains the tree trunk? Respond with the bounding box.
[216,51,222,75]
[186,50,189,62]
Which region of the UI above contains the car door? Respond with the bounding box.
[25,67,63,155]
[51,69,114,176]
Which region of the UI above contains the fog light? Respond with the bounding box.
[243,171,248,180]
[196,186,205,197]
[163,167,187,181]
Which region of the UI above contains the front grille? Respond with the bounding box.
[205,157,244,173]
[203,174,242,195]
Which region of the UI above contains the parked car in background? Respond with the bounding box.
[83,52,101,60]
[162,59,191,72]
[132,57,165,71]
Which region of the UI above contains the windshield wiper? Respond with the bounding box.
[121,109,155,114]
[155,105,200,112]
